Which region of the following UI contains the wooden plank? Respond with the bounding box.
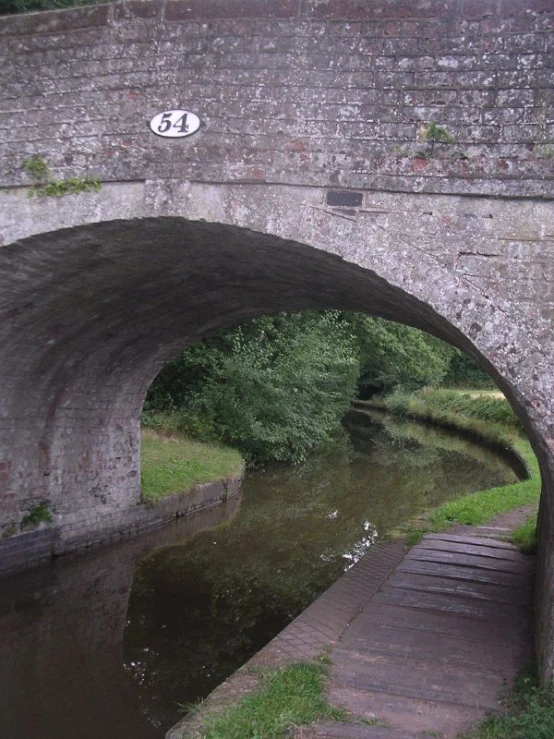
[397,559,531,589]
[406,548,531,574]
[331,649,503,709]
[423,532,521,554]
[423,533,519,550]
[329,685,486,737]
[351,603,530,644]
[386,571,532,605]
[416,539,524,561]
[376,587,530,623]
[339,627,525,673]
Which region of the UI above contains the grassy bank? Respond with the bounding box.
[195,661,346,739]
[461,664,554,739]
[141,418,244,502]
[357,388,540,546]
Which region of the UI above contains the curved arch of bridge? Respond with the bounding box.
[1,214,553,678]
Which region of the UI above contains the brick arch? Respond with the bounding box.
[1,0,554,681]
[2,194,554,679]
[0,212,550,516]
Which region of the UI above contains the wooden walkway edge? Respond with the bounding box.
[308,525,534,739]
[168,519,534,739]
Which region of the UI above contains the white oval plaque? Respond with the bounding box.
[149,110,201,138]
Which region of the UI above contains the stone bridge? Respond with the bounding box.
[1,0,553,678]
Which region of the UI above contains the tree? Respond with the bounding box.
[342,313,453,396]
[146,311,360,465]
[145,311,458,465]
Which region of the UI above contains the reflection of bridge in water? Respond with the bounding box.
[0,498,240,739]
[0,0,553,683]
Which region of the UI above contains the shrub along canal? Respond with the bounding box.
[0,412,520,739]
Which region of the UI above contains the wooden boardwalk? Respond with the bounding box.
[170,520,534,739]
[308,528,534,739]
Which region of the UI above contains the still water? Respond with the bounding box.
[0,412,519,739]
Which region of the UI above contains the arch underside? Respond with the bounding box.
[0,215,545,513]
[1,215,554,679]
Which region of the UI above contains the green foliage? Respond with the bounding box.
[199,662,346,739]
[461,665,554,739]
[2,0,107,13]
[343,314,453,396]
[140,426,244,502]
[146,312,360,466]
[22,155,49,182]
[418,121,454,145]
[22,500,53,527]
[29,177,102,198]
[376,388,540,542]
[443,348,495,389]
[145,311,457,465]
[511,512,538,554]
[393,387,522,431]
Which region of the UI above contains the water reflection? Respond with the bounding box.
[0,413,519,738]
[0,500,240,739]
[122,412,518,728]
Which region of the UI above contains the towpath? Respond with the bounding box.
[169,510,535,739]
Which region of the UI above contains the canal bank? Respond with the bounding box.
[169,395,538,739]
[0,474,243,576]
[169,509,534,739]
[0,408,528,738]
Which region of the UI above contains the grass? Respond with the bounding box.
[376,386,523,435]
[510,512,539,554]
[140,427,244,502]
[460,664,554,739]
[197,661,346,739]
[368,389,541,546]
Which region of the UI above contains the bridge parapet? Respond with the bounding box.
[0,0,553,197]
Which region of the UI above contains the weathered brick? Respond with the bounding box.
[303,0,451,21]
[1,3,554,682]
[166,0,298,21]
[112,0,164,21]
[0,5,110,36]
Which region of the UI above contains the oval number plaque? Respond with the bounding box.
[149,110,201,138]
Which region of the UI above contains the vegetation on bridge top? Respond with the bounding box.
[2,0,107,13]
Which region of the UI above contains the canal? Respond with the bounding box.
[0,411,519,739]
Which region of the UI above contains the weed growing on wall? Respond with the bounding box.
[418,122,454,146]
[30,178,102,198]
[22,501,53,528]
[22,154,49,182]
[22,156,102,198]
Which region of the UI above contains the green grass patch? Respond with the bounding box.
[140,426,244,502]
[510,512,538,554]
[365,389,541,543]
[460,665,554,739]
[198,661,346,739]
[368,387,523,439]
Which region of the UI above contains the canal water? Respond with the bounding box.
[0,411,519,739]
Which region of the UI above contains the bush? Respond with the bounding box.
[146,312,360,466]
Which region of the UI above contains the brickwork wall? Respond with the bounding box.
[0,474,241,571]
[0,0,552,198]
